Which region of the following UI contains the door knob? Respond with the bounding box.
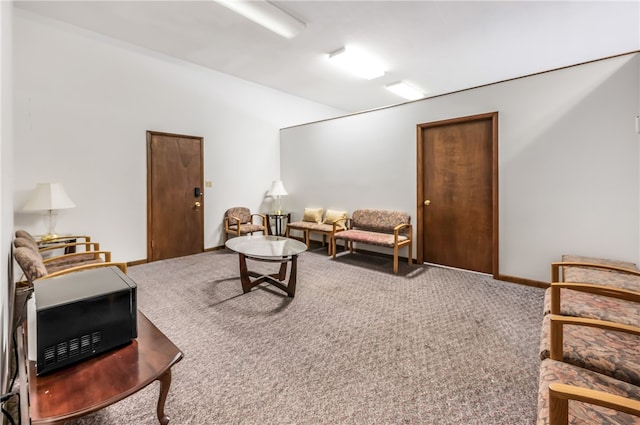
[424,200,431,206]
[194,201,201,209]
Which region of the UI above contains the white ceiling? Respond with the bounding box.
[14,1,640,113]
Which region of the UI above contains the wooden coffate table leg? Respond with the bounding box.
[238,253,298,297]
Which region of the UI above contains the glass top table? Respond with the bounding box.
[225,235,306,258]
[225,235,307,297]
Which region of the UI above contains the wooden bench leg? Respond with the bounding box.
[393,245,399,273]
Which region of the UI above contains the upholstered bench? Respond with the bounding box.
[286,208,347,255]
[331,209,412,273]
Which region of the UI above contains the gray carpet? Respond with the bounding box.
[68,247,545,425]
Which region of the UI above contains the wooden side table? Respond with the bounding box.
[18,312,183,424]
[264,212,291,236]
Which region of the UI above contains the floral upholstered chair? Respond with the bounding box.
[223,207,267,241]
[13,246,127,285]
[13,237,111,275]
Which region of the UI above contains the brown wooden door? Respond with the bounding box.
[147,131,204,261]
[416,113,498,275]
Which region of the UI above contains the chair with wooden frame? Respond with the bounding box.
[223,207,267,241]
[544,260,640,327]
[13,237,114,280]
[15,229,94,254]
[535,263,640,425]
[538,312,640,424]
[538,358,640,425]
[13,246,127,285]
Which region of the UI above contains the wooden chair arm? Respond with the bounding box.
[251,213,267,228]
[36,235,92,245]
[549,282,640,314]
[39,262,128,280]
[548,383,640,425]
[548,314,640,361]
[44,250,112,264]
[39,241,101,253]
[394,223,413,242]
[393,222,412,232]
[224,216,240,233]
[551,261,640,282]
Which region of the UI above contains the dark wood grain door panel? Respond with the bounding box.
[417,113,497,275]
[147,131,204,261]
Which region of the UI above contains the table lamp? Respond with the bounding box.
[267,180,288,214]
[23,182,76,241]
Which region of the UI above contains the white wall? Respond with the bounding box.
[281,54,640,283]
[0,0,13,395]
[12,9,345,262]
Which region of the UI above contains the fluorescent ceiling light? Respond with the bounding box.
[328,46,385,80]
[215,0,306,39]
[385,81,425,101]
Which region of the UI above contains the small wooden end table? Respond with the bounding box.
[18,311,183,425]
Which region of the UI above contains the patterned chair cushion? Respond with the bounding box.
[537,358,640,425]
[13,247,48,283]
[14,236,39,252]
[45,257,104,274]
[350,209,411,234]
[562,268,640,292]
[227,223,264,234]
[225,207,252,224]
[542,287,640,327]
[539,314,640,386]
[333,229,410,248]
[15,230,37,243]
[558,255,640,292]
[562,255,638,270]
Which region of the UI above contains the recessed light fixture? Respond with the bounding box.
[385,81,425,101]
[215,0,306,39]
[328,46,385,80]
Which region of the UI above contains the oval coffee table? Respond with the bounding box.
[225,235,307,297]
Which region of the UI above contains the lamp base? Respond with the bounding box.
[39,233,59,242]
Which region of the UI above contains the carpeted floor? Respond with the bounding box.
[68,247,545,425]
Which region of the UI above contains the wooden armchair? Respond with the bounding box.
[13,247,126,285]
[538,313,640,424]
[15,229,94,254]
[545,261,640,327]
[538,359,640,425]
[13,237,111,274]
[536,266,640,424]
[223,207,267,241]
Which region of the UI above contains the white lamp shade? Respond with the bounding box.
[267,180,288,197]
[23,183,76,211]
